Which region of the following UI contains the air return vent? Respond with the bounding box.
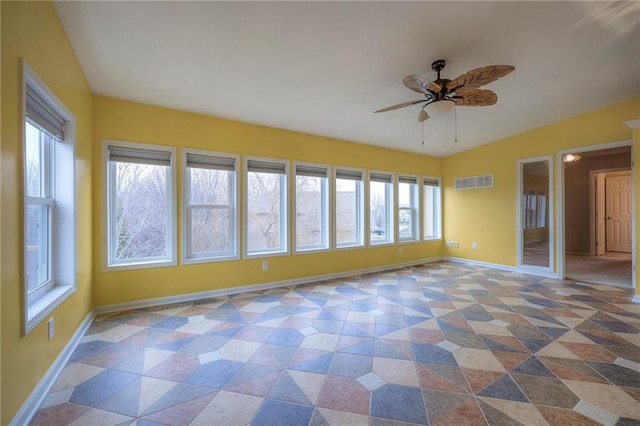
[454,174,493,190]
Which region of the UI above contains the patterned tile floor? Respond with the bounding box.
[31,261,640,425]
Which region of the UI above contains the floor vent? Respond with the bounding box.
[454,174,493,190]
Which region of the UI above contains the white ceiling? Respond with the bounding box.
[53,1,640,157]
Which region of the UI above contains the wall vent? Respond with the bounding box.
[454,174,493,190]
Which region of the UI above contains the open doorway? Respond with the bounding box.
[562,144,633,288]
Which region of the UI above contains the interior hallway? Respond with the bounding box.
[566,253,633,288]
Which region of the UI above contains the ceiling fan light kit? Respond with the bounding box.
[375,59,515,123]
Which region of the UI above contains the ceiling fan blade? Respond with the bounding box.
[447,65,515,92]
[403,75,442,94]
[452,89,497,106]
[374,99,425,113]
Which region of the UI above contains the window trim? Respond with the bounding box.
[368,170,395,246]
[397,174,421,243]
[22,61,77,335]
[243,155,290,258]
[422,176,443,241]
[102,139,178,271]
[293,161,331,254]
[334,166,366,250]
[182,148,240,264]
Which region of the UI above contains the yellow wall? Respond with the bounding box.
[1,2,93,423]
[92,97,443,306]
[635,127,640,297]
[443,97,640,272]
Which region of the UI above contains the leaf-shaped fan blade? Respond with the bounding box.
[447,65,514,92]
[374,99,425,113]
[452,89,497,106]
[403,75,442,94]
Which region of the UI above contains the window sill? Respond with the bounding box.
[183,255,240,265]
[105,259,177,272]
[294,247,331,255]
[25,284,76,335]
[335,243,365,251]
[244,250,290,259]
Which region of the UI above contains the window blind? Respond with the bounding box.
[26,86,65,139]
[247,159,286,174]
[186,153,235,171]
[335,169,363,181]
[423,177,440,187]
[399,176,418,184]
[369,172,393,183]
[108,145,172,166]
[296,165,328,178]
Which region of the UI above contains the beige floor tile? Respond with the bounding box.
[564,380,640,420]
[454,348,505,372]
[51,363,105,392]
[315,407,369,425]
[300,333,340,351]
[70,409,133,426]
[99,324,147,342]
[478,397,547,426]
[373,357,419,386]
[287,370,326,404]
[191,391,262,425]
[219,339,262,362]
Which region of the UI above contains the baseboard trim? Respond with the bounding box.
[444,256,560,279]
[96,257,444,314]
[11,310,96,426]
[632,294,640,303]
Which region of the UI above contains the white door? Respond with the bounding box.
[605,172,632,253]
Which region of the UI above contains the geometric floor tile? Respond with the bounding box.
[30,261,640,425]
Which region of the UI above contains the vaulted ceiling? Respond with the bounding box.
[54,1,640,157]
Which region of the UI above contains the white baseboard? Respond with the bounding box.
[444,256,560,279]
[632,294,640,303]
[11,310,95,426]
[96,257,443,314]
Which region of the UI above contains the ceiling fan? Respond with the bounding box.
[375,59,515,122]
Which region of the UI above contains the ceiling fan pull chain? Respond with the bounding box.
[454,106,458,144]
[422,120,425,146]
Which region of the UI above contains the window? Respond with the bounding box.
[183,150,238,263]
[422,177,442,240]
[523,192,546,229]
[295,163,330,252]
[398,175,419,242]
[23,62,76,334]
[245,158,288,256]
[335,168,364,248]
[369,171,394,245]
[105,141,177,269]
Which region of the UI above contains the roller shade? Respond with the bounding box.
[186,153,235,171]
[296,165,328,178]
[369,172,393,183]
[335,169,363,181]
[398,176,418,184]
[423,177,440,187]
[26,86,65,139]
[247,159,286,174]
[108,145,172,166]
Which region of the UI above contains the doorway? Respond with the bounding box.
[561,143,633,288]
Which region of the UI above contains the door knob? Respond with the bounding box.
[604,216,611,220]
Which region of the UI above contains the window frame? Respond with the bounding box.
[102,139,178,271]
[182,148,240,264]
[422,176,442,241]
[368,170,395,246]
[397,174,421,243]
[334,166,366,250]
[244,156,290,258]
[293,161,331,254]
[22,61,77,335]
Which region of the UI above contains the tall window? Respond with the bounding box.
[295,163,330,252]
[23,62,76,334]
[105,142,176,268]
[423,177,442,240]
[398,175,419,242]
[369,171,394,245]
[335,168,364,248]
[184,150,238,262]
[246,158,288,256]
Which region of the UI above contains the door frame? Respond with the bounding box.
[589,168,629,256]
[557,139,635,290]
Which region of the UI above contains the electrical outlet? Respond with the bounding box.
[399,247,403,255]
[262,261,268,271]
[445,241,451,247]
[472,242,478,250]
[454,241,459,248]
[48,317,55,340]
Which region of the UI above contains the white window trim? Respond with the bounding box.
[101,139,177,271]
[368,170,395,246]
[397,174,421,244]
[293,161,332,254]
[334,166,366,251]
[243,155,290,259]
[22,61,77,335]
[422,175,443,241]
[182,148,240,264]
